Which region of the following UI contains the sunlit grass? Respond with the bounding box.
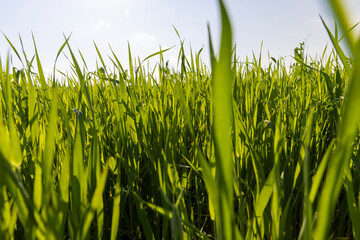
[0,0,360,239]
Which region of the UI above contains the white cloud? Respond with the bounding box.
[93,20,114,31]
[124,9,130,17]
[132,32,157,42]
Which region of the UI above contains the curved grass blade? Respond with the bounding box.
[314,1,360,238]
[320,16,351,74]
[142,46,175,63]
[2,33,24,68]
[52,34,71,84]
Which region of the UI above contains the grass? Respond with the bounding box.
[1,0,360,239]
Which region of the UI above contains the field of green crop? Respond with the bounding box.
[1,0,360,239]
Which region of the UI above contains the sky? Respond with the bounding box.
[0,0,360,76]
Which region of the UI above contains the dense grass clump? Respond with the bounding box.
[1,0,360,239]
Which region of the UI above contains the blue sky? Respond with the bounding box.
[1,0,360,75]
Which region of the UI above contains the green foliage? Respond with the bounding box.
[0,1,360,239]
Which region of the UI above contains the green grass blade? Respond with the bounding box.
[212,0,236,239]
[52,34,71,84]
[43,88,59,200]
[110,169,121,240]
[320,16,351,74]
[128,42,135,84]
[94,41,108,75]
[142,46,175,63]
[0,58,23,167]
[344,165,360,240]
[32,33,48,90]
[2,33,24,67]
[81,162,109,240]
[314,1,360,237]
[70,111,86,235]
[66,42,94,119]
[309,140,335,203]
[207,24,217,68]
[301,112,313,240]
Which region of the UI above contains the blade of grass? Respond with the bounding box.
[43,88,59,203]
[344,164,360,240]
[2,33,24,68]
[320,16,351,74]
[81,162,109,240]
[212,0,236,239]
[314,1,360,238]
[0,58,23,167]
[32,33,48,90]
[142,46,175,63]
[52,34,71,84]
